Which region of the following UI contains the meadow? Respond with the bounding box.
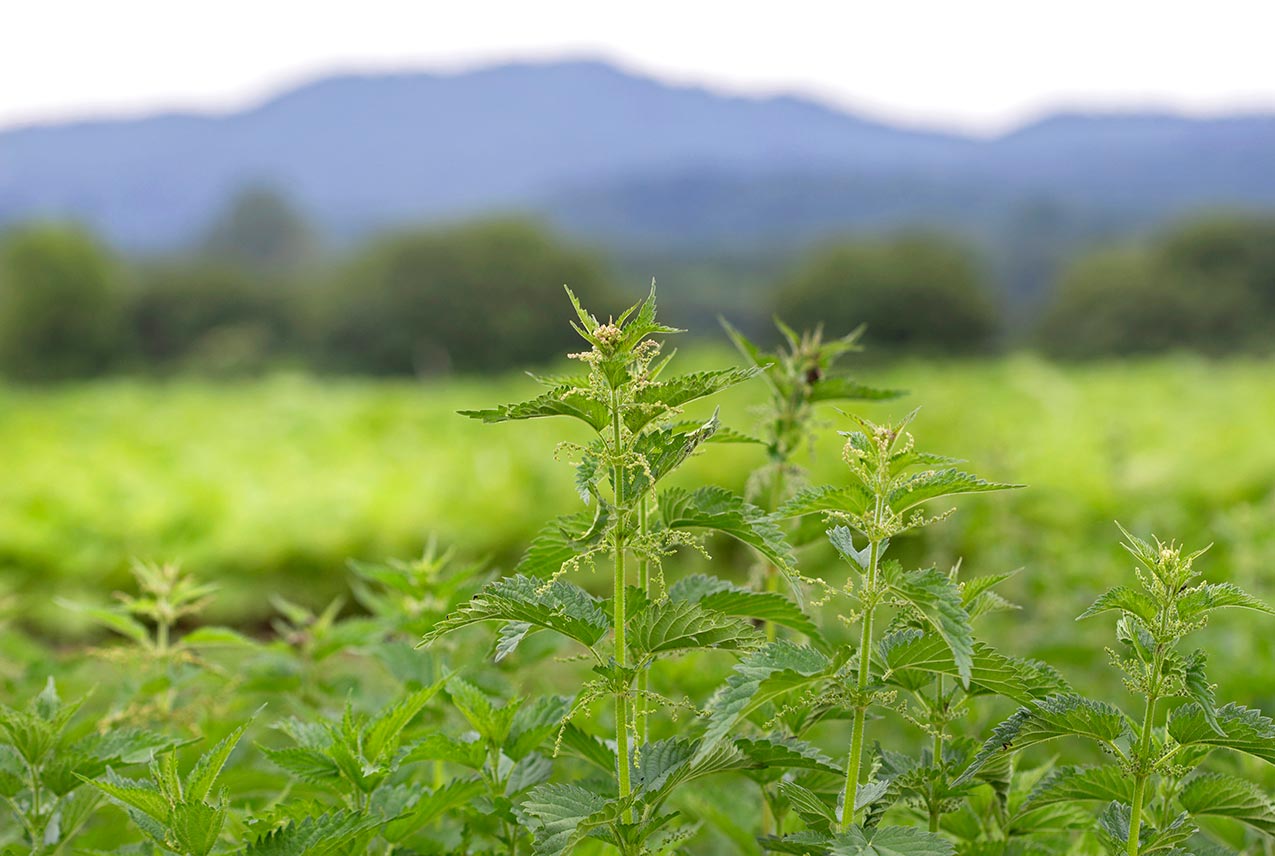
[4,331,1275,854]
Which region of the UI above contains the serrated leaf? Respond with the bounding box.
[522,783,611,856]
[888,468,1021,515]
[1077,587,1159,624]
[185,722,249,803]
[890,568,975,686]
[670,574,826,649]
[626,367,762,433]
[628,599,762,659]
[879,632,1045,703]
[779,484,874,520]
[702,642,832,749]
[260,746,343,785]
[168,800,225,856]
[246,810,388,856]
[82,775,170,823]
[56,601,151,646]
[808,377,904,404]
[1177,583,1275,622]
[1180,650,1222,736]
[1022,765,1134,808]
[828,825,956,855]
[660,485,795,572]
[1168,702,1275,765]
[514,508,610,578]
[1178,772,1275,836]
[736,736,842,782]
[364,679,446,764]
[625,413,718,496]
[955,695,1131,785]
[459,387,609,431]
[778,781,836,835]
[422,574,609,652]
[384,779,485,841]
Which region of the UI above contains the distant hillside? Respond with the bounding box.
[2,58,1274,272]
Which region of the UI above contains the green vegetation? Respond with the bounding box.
[4,289,1275,853]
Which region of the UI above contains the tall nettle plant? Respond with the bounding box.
[427,285,805,853]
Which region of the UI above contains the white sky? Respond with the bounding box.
[4,0,1275,135]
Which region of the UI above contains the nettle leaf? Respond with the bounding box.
[364,681,445,763]
[626,367,763,433]
[1022,765,1135,808]
[259,746,342,786]
[889,568,975,686]
[422,574,609,652]
[828,825,956,855]
[702,641,832,749]
[955,695,1131,785]
[506,695,573,761]
[1178,772,1275,836]
[625,412,718,496]
[522,783,611,856]
[185,722,250,803]
[400,733,486,770]
[671,574,826,650]
[447,677,518,747]
[245,810,387,856]
[459,387,609,431]
[735,736,842,782]
[660,486,795,572]
[557,722,616,774]
[1168,702,1275,765]
[628,599,761,659]
[385,778,486,840]
[515,509,610,578]
[888,468,1021,515]
[878,632,1044,703]
[808,377,904,404]
[777,780,837,835]
[1180,649,1222,736]
[640,740,752,808]
[1177,583,1275,622]
[1077,586,1159,624]
[779,484,874,521]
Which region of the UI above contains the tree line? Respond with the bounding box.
[1,189,1273,380]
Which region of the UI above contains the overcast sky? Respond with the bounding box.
[5,0,1274,135]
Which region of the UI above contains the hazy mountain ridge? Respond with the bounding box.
[2,59,1273,251]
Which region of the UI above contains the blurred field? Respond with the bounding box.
[5,353,1275,703]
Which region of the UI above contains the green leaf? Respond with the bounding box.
[828,825,956,855]
[890,568,975,686]
[779,484,874,520]
[671,574,826,650]
[955,695,1131,785]
[556,723,616,774]
[777,781,836,835]
[383,779,485,841]
[1076,587,1159,624]
[422,574,609,651]
[364,680,446,763]
[660,486,795,572]
[168,800,225,856]
[446,677,517,747]
[1022,765,1135,808]
[246,810,388,856]
[1180,649,1222,736]
[185,721,249,803]
[56,600,151,646]
[259,746,342,786]
[735,736,841,782]
[399,734,486,770]
[628,599,761,659]
[506,695,573,761]
[1177,583,1275,622]
[808,377,904,404]
[702,642,831,748]
[888,468,1021,515]
[625,412,718,496]
[878,632,1045,703]
[1178,772,1275,836]
[82,775,170,823]
[1168,702,1275,765]
[626,367,762,433]
[459,387,609,431]
[522,783,611,856]
[515,508,610,578]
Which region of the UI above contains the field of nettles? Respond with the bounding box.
[3,288,1275,856]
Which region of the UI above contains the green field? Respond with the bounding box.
[5,352,1275,853]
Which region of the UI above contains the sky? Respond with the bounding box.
[4,0,1275,135]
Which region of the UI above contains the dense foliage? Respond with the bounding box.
[5,288,1275,855]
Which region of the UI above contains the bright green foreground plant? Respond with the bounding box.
[956,526,1275,855]
[429,285,807,853]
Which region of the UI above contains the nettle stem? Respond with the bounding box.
[929,675,946,834]
[610,390,634,823]
[1127,676,1161,855]
[841,534,882,832]
[635,495,650,746]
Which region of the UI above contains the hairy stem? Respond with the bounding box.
[841,535,882,833]
[636,495,650,747]
[929,675,945,834]
[1127,689,1159,856]
[610,390,633,824]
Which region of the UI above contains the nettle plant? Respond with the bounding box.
[428,286,812,854]
[704,409,1033,854]
[956,527,1275,856]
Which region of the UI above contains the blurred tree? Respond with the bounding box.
[1037,215,1275,358]
[126,262,295,374]
[773,234,1001,353]
[0,225,126,380]
[199,185,318,274]
[317,218,619,374]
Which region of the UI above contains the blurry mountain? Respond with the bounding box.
[3,58,1274,299]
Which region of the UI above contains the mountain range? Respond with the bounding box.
[3,59,1274,272]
